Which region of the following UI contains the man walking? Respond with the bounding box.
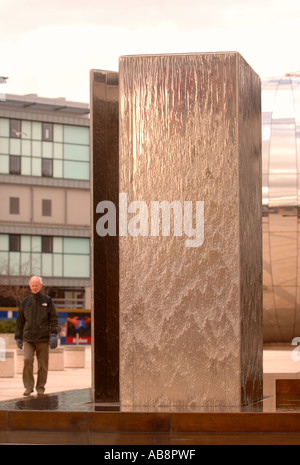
[15,276,58,396]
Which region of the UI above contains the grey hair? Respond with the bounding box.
[29,276,43,286]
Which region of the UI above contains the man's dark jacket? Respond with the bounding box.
[15,292,58,342]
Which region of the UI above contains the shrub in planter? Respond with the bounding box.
[0,320,16,333]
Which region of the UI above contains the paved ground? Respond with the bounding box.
[1,343,300,402]
[0,344,92,402]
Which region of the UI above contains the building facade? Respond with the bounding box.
[0,94,91,341]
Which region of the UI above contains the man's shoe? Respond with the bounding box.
[36,388,45,395]
[23,389,33,396]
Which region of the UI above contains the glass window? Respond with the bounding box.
[42,123,53,141]
[9,197,19,214]
[64,144,89,161]
[53,159,63,178]
[9,252,20,275]
[42,141,53,158]
[0,252,9,274]
[21,235,31,252]
[21,140,31,156]
[0,235,9,251]
[32,158,41,176]
[269,124,297,174]
[63,255,90,278]
[0,137,9,154]
[9,155,21,175]
[64,237,90,254]
[53,143,63,158]
[269,232,297,286]
[269,174,297,235]
[53,237,63,253]
[42,253,52,276]
[21,252,31,275]
[0,118,9,137]
[53,254,63,276]
[32,122,42,140]
[297,130,300,172]
[31,253,41,275]
[63,160,89,180]
[0,234,91,279]
[64,125,89,145]
[295,93,300,124]
[53,124,63,142]
[21,157,31,175]
[32,141,42,157]
[42,158,53,177]
[262,125,271,175]
[42,236,53,253]
[0,119,90,180]
[31,236,41,252]
[269,174,297,209]
[0,155,9,173]
[9,234,20,252]
[10,119,21,138]
[42,199,52,217]
[262,174,269,210]
[10,138,21,155]
[21,121,31,139]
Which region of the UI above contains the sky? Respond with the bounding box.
[1,0,300,103]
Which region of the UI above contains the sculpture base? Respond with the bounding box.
[0,386,300,445]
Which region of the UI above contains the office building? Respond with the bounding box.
[0,93,91,342]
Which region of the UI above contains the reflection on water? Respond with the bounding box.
[15,394,59,411]
[0,389,92,411]
[2,388,300,413]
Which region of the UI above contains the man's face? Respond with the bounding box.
[30,278,43,294]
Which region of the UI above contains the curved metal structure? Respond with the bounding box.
[262,73,300,342]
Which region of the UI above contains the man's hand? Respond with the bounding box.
[16,339,23,350]
[49,334,58,349]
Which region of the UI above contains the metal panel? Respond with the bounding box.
[90,70,119,403]
[119,53,262,407]
[262,75,300,342]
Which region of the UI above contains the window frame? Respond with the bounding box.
[9,234,21,252]
[9,155,21,175]
[42,236,53,253]
[42,158,53,177]
[10,119,21,138]
[9,197,20,215]
[42,123,53,142]
[42,199,52,217]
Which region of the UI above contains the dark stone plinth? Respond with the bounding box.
[90,70,119,403]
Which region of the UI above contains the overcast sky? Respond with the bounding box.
[1,0,300,102]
